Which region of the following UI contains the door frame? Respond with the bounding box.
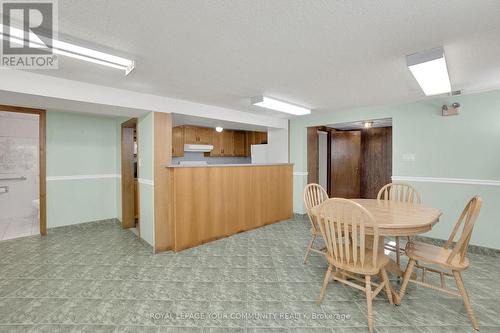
[121,118,139,231]
[0,104,47,235]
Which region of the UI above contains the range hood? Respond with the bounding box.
[184,144,213,152]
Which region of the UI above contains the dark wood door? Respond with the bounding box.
[360,127,392,198]
[330,131,361,198]
[121,126,136,229]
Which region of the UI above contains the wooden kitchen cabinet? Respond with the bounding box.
[197,127,212,144]
[183,126,212,144]
[255,131,268,144]
[184,126,198,144]
[172,126,184,157]
[221,130,234,156]
[173,125,267,158]
[245,131,268,156]
[209,131,223,157]
[233,131,246,156]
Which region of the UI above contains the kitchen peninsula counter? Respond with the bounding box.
[165,162,292,168]
[161,163,293,251]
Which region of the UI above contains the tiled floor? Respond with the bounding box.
[0,217,499,332]
[0,217,38,241]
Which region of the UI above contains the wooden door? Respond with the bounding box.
[233,131,246,156]
[172,126,184,157]
[209,131,223,156]
[184,126,198,144]
[360,127,392,198]
[121,125,136,228]
[307,127,319,184]
[330,131,361,198]
[197,127,212,144]
[222,130,234,156]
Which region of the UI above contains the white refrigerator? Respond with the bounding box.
[251,144,268,164]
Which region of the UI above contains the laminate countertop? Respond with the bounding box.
[164,163,293,168]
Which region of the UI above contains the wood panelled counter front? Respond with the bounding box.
[164,164,293,251]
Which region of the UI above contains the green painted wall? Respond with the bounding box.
[137,112,155,247]
[46,110,157,250]
[46,111,120,227]
[290,89,500,249]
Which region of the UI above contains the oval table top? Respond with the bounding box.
[312,198,443,237]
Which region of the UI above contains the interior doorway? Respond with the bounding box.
[121,118,139,235]
[308,118,392,199]
[0,105,46,240]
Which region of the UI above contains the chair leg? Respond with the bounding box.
[365,275,374,333]
[396,258,416,305]
[380,268,394,305]
[317,264,333,304]
[303,234,317,264]
[453,270,479,331]
[395,236,401,267]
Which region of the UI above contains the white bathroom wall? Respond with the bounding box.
[0,110,39,239]
[0,111,39,220]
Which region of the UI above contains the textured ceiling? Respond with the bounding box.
[33,0,500,118]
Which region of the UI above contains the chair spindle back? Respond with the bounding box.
[444,196,482,265]
[304,183,329,230]
[316,198,378,268]
[377,182,421,204]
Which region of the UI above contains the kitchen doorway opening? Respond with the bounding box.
[0,105,46,240]
[121,118,140,235]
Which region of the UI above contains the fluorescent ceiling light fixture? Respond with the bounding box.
[407,47,451,96]
[215,126,223,133]
[251,96,311,115]
[0,25,135,75]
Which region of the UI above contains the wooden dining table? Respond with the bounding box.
[311,198,443,277]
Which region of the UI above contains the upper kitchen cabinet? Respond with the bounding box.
[183,125,212,144]
[197,127,212,144]
[221,130,234,156]
[233,131,246,156]
[245,131,268,156]
[173,125,268,158]
[172,126,184,157]
[209,131,224,157]
[255,131,268,144]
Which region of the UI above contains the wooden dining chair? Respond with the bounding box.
[315,198,393,333]
[303,183,329,263]
[396,196,483,331]
[377,182,421,267]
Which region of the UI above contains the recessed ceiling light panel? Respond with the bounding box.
[407,47,451,96]
[251,96,311,116]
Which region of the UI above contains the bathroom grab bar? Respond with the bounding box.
[0,176,27,181]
